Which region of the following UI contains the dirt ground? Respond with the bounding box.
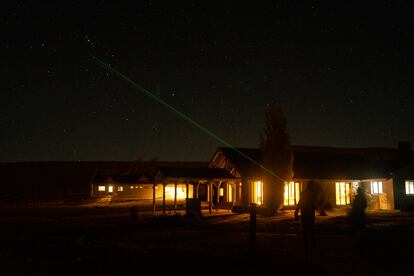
[1,200,414,275]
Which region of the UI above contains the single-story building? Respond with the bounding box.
[90,142,414,212]
[209,142,414,211]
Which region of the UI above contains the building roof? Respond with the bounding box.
[211,148,263,177]
[212,145,411,180]
[157,167,238,180]
[292,150,393,179]
[111,175,143,183]
[92,175,112,183]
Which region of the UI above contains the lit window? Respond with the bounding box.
[284,182,301,206]
[336,182,351,205]
[252,181,263,205]
[108,186,113,193]
[406,181,414,195]
[98,186,106,192]
[228,184,233,202]
[219,187,224,197]
[117,186,123,192]
[370,181,383,194]
[164,185,186,199]
[139,186,143,189]
[135,186,139,188]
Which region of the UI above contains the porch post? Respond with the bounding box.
[233,183,236,203]
[223,182,228,202]
[162,180,166,215]
[174,181,178,213]
[209,181,213,214]
[195,183,199,198]
[216,182,221,203]
[242,179,250,208]
[186,180,189,199]
[152,182,156,215]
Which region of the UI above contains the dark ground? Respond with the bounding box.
[1,203,413,275]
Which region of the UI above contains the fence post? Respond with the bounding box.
[249,203,257,255]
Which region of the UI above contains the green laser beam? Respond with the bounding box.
[90,55,284,182]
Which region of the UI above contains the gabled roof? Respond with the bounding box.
[92,175,113,183]
[157,167,238,180]
[111,175,143,183]
[211,145,411,180]
[210,148,263,177]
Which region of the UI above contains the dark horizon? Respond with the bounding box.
[3,1,413,162]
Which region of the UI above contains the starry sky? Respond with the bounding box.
[2,1,413,162]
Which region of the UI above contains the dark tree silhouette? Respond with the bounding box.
[260,101,294,213]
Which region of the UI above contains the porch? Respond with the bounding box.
[153,167,240,214]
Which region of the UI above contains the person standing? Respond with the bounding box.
[351,187,368,231]
[295,180,318,257]
[351,187,368,256]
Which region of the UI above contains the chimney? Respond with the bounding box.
[398,141,411,162]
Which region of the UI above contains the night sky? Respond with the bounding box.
[2,1,413,162]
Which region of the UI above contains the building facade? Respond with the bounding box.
[91,142,414,211]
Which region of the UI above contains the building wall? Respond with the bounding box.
[392,164,414,210]
[92,182,195,200]
[366,178,394,210]
[289,178,395,210]
[92,183,159,199]
[293,179,347,209]
[359,179,394,210]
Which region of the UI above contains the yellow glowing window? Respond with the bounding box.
[98,186,106,192]
[336,182,351,205]
[130,186,134,189]
[284,182,301,206]
[165,185,186,200]
[252,181,263,205]
[117,186,123,192]
[406,181,414,195]
[228,184,233,202]
[108,186,113,193]
[219,187,224,197]
[370,181,383,194]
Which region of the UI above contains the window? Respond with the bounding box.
[370,181,383,194]
[130,186,134,189]
[164,185,186,199]
[284,182,301,206]
[117,186,123,192]
[228,184,233,202]
[406,181,414,195]
[108,186,113,193]
[98,186,106,192]
[336,182,351,205]
[252,181,263,205]
[219,187,224,197]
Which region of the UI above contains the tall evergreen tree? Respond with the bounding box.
[260,101,294,213]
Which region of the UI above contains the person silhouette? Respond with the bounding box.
[351,186,368,257]
[351,187,368,231]
[295,180,318,257]
[350,186,368,272]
